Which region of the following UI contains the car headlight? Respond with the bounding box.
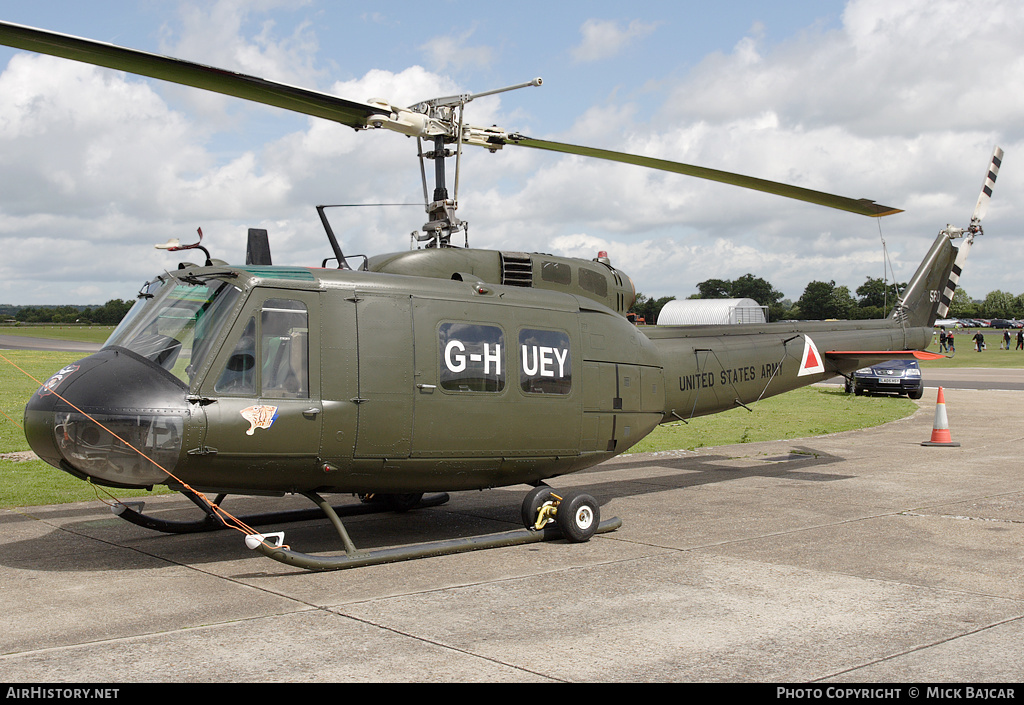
[905,369,921,377]
[856,368,871,375]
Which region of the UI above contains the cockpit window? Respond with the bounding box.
[214,317,256,394]
[106,279,165,345]
[260,299,309,398]
[213,299,309,398]
[103,278,242,385]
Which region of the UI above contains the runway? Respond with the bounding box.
[829,366,1024,391]
[921,366,1024,390]
[0,334,101,353]
[1,385,1022,683]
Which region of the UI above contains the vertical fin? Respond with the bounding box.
[935,238,970,320]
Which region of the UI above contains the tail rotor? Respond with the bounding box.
[933,146,1004,320]
[971,145,1004,226]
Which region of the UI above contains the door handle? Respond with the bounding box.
[303,407,321,419]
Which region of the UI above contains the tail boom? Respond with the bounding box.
[645,317,933,421]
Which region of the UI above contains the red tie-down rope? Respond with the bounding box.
[0,350,280,546]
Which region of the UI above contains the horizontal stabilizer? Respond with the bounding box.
[825,350,945,367]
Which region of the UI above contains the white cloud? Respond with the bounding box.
[2,0,1023,307]
[523,0,1024,300]
[571,19,660,63]
[159,0,322,86]
[419,27,494,73]
[660,0,1024,139]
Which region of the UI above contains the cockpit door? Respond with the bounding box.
[193,289,322,486]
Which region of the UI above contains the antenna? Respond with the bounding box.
[155,227,212,266]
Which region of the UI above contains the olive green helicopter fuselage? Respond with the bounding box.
[1,18,999,564]
[24,236,951,498]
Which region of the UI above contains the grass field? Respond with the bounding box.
[919,329,1024,369]
[2,324,1019,508]
[0,349,172,508]
[625,385,917,454]
[0,325,115,343]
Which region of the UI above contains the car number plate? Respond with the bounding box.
[879,378,900,384]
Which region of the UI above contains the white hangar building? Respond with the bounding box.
[656,298,767,326]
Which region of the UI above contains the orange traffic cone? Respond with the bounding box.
[921,387,960,447]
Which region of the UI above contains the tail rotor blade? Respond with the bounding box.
[936,146,1007,319]
[973,146,1004,222]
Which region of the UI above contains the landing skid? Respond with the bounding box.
[113,486,621,572]
[247,515,623,572]
[111,489,451,534]
[246,489,621,572]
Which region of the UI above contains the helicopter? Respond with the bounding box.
[0,20,1004,571]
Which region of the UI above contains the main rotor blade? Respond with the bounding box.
[0,20,903,218]
[0,21,379,129]
[502,135,902,218]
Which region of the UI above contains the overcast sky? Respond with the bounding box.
[0,0,1020,306]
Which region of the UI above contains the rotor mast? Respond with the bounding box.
[381,78,543,248]
[416,133,465,248]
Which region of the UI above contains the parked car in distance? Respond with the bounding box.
[846,359,923,399]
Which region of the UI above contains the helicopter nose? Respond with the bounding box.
[24,348,189,488]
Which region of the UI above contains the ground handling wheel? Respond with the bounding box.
[555,490,600,542]
[521,485,556,530]
[521,487,601,541]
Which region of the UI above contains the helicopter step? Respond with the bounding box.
[245,488,620,572]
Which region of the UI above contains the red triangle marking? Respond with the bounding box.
[805,346,819,369]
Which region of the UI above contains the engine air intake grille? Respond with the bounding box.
[500,251,533,287]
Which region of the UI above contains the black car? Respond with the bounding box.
[846,359,923,399]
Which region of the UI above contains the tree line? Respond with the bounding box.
[628,273,1001,323]
[946,287,1024,320]
[6,278,1022,327]
[1,299,135,326]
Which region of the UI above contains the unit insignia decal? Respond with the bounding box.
[38,365,80,397]
[240,405,279,435]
